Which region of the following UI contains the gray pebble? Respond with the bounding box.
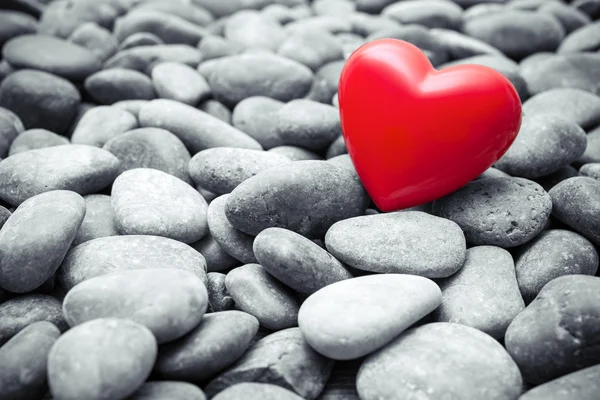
[549,176,600,245]
[382,0,462,30]
[430,28,503,60]
[111,168,208,244]
[72,194,118,246]
[225,10,286,50]
[285,15,352,35]
[0,144,119,206]
[205,327,333,400]
[558,21,600,53]
[37,0,118,39]
[197,99,232,124]
[118,32,164,51]
[0,69,80,133]
[325,135,347,159]
[206,272,236,312]
[190,233,239,273]
[71,106,138,147]
[213,383,304,400]
[104,44,202,73]
[0,10,37,47]
[0,321,60,400]
[232,96,284,149]
[325,211,466,278]
[278,29,344,71]
[433,177,552,247]
[434,246,525,340]
[151,61,211,106]
[276,99,341,151]
[522,89,600,131]
[494,114,587,178]
[540,2,591,34]
[198,52,314,108]
[268,145,322,161]
[0,190,85,293]
[48,318,157,400]
[505,275,600,384]
[225,160,369,238]
[0,294,67,346]
[535,165,580,191]
[189,148,290,195]
[357,323,522,400]
[207,194,257,264]
[131,0,213,26]
[67,22,118,62]
[225,263,300,330]
[0,106,24,157]
[58,235,207,291]
[197,35,242,62]
[519,365,600,400]
[515,229,598,303]
[103,127,192,183]
[139,99,262,154]
[8,129,69,156]
[306,60,344,104]
[84,68,155,105]
[577,125,600,164]
[348,12,400,36]
[579,163,600,180]
[477,167,511,180]
[155,310,259,383]
[254,227,352,294]
[128,381,206,400]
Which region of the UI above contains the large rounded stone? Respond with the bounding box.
[432,177,552,247]
[522,89,600,131]
[84,68,156,105]
[325,211,466,278]
[357,323,523,400]
[225,160,369,238]
[0,190,85,293]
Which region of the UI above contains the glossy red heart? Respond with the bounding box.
[338,39,522,212]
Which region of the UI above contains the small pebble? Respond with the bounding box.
[0,190,85,293]
[268,145,322,161]
[539,2,591,35]
[111,168,209,243]
[558,20,600,53]
[191,233,239,273]
[299,274,441,360]
[278,29,344,71]
[225,10,286,50]
[0,10,37,47]
[71,106,138,147]
[212,383,304,400]
[67,22,118,62]
[430,28,503,60]
[434,246,525,340]
[197,99,232,124]
[104,44,202,72]
[8,128,69,156]
[72,194,118,246]
[514,229,599,303]
[307,60,344,104]
[577,126,600,164]
[118,32,163,51]
[231,96,285,149]
[128,381,206,400]
[0,106,24,157]
[151,61,211,106]
[58,235,207,291]
[522,89,600,131]
[206,272,236,312]
[131,0,213,27]
[432,177,553,248]
[579,163,600,180]
[155,310,259,383]
[204,327,334,400]
[382,0,463,30]
[225,263,300,330]
[519,364,600,400]
[505,275,600,384]
[325,211,466,278]
[84,68,156,105]
[47,318,157,400]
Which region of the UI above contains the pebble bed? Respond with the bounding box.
[0,0,600,399]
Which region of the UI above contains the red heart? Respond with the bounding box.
[338,39,522,212]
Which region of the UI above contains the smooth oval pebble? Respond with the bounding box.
[139,99,262,154]
[3,34,101,80]
[505,275,600,384]
[0,190,85,293]
[231,96,285,149]
[212,383,304,400]
[68,22,118,62]
[277,29,344,72]
[0,321,60,400]
[151,61,211,106]
[225,160,369,238]
[299,274,441,360]
[519,364,600,400]
[189,148,290,195]
[0,69,80,133]
[71,106,138,147]
[0,10,37,47]
[118,32,164,51]
[0,106,24,158]
[206,272,235,312]
[225,264,300,330]
[579,163,600,180]
[58,235,207,291]
[111,168,209,244]
[198,52,314,108]
[72,194,118,246]
[8,128,69,156]
[549,177,600,245]
[433,177,553,248]
[382,0,462,30]
[0,294,67,346]
[48,318,157,400]
[190,233,239,273]
[128,381,206,400]
[357,323,522,400]
[494,114,587,178]
[325,211,466,278]
[84,68,156,105]
[434,246,525,340]
[254,227,352,294]
[63,268,208,344]
[197,99,232,124]
[103,127,192,184]
[0,144,119,206]
[207,194,257,264]
[155,310,259,383]
[204,327,334,400]
[225,10,285,50]
[515,229,599,303]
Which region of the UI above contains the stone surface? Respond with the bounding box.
[278,29,344,72]
[155,311,259,383]
[505,275,600,384]
[128,381,206,400]
[58,235,207,291]
[382,0,462,30]
[299,274,441,360]
[0,106,24,158]
[104,44,202,72]
[84,68,156,105]
[432,177,553,248]
[68,22,118,62]
[522,89,600,131]
[151,61,211,106]
[519,365,600,400]
[71,106,138,147]
[357,323,522,400]
[325,211,466,278]
[231,96,284,149]
[111,168,209,243]
[190,233,239,273]
[212,383,304,400]
[72,194,118,246]
[225,10,285,50]
[8,129,69,156]
[0,190,85,293]
[206,272,235,312]
[558,21,600,53]
[48,318,157,400]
